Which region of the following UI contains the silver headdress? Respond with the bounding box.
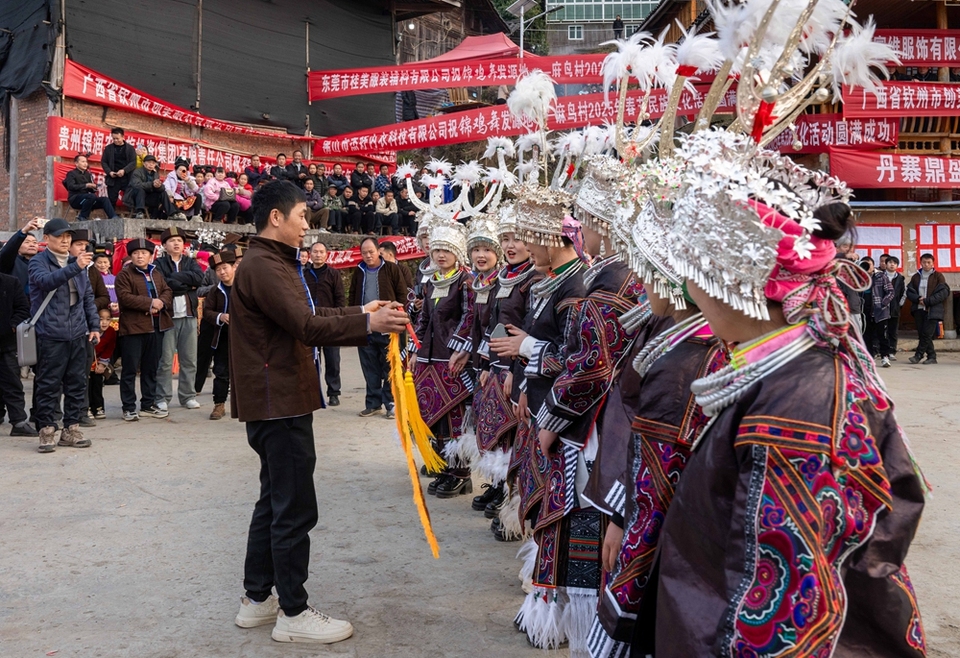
[496,202,518,240]
[428,220,469,267]
[466,214,504,262]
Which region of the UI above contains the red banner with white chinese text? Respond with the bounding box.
[842,82,960,118]
[873,30,960,66]
[317,84,732,155]
[63,59,292,139]
[766,113,898,153]
[323,236,424,269]
[829,149,960,188]
[308,54,607,100]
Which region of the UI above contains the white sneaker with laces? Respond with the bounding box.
[156,400,169,412]
[271,606,354,644]
[235,595,279,628]
[184,399,202,409]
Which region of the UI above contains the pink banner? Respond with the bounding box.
[830,149,960,188]
[843,82,960,118]
[63,59,293,139]
[873,29,960,66]
[767,113,899,153]
[317,85,731,155]
[309,54,607,100]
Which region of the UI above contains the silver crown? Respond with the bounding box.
[428,221,469,267]
[573,155,624,237]
[514,183,571,248]
[466,214,503,261]
[497,202,518,240]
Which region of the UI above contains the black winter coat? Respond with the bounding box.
[0,271,30,348]
[154,255,205,318]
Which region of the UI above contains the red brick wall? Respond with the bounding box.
[0,90,51,231]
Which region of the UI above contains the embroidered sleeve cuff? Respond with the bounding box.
[447,335,473,353]
[523,338,553,377]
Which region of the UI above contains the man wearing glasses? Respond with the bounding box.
[164,158,202,220]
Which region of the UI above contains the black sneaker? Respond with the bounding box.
[10,421,38,437]
[923,357,938,364]
[140,406,169,419]
[908,355,921,364]
[435,476,473,499]
[358,408,382,418]
[328,395,340,407]
[93,408,106,420]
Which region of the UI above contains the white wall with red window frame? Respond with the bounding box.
[916,223,960,273]
[854,224,904,270]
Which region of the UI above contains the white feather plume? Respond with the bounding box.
[453,160,483,186]
[516,132,545,155]
[484,165,518,188]
[426,158,452,176]
[648,28,680,89]
[420,173,446,191]
[507,70,557,129]
[801,0,851,55]
[393,162,418,180]
[601,30,652,101]
[675,23,723,75]
[828,16,899,101]
[553,131,586,158]
[483,136,516,159]
[709,0,751,63]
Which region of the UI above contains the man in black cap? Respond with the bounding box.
[154,227,204,411]
[26,219,100,453]
[126,155,174,219]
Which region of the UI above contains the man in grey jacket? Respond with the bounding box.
[27,219,101,453]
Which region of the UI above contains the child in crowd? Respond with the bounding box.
[94,252,118,316]
[115,238,173,421]
[89,308,117,419]
[198,250,236,420]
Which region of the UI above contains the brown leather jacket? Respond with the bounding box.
[230,236,369,422]
[114,263,174,336]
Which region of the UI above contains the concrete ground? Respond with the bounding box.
[0,350,957,657]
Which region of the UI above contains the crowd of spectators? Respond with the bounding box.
[65,127,427,237]
[0,213,420,452]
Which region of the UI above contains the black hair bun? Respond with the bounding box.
[812,203,854,242]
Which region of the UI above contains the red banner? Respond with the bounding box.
[767,113,898,153]
[873,30,960,66]
[324,236,424,269]
[63,59,292,139]
[317,85,732,155]
[830,149,960,188]
[843,82,960,118]
[54,161,107,202]
[309,54,607,101]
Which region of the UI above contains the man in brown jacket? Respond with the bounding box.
[230,181,407,645]
[115,238,173,421]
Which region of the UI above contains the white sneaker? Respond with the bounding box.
[156,400,169,412]
[235,595,279,628]
[184,399,201,409]
[271,606,354,644]
[881,357,891,368]
[123,411,139,422]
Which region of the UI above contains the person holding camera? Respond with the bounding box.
[27,219,100,453]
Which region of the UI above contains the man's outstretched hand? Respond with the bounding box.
[368,302,409,334]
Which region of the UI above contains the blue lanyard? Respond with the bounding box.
[297,258,326,408]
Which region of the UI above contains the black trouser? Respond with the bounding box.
[210,199,240,224]
[70,193,117,220]
[360,208,377,234]
[195,322,216,394]
[863,313,878,355]
[243,413,318,617]
[0,342,27,424]
[378,213,399,235]
[35,336,87,430]
[357,333,392,410]
[126,187,173,218]
[914,311,938,359]
[887,305,901,353]
[106,182,125,208]
[323,209,342,232]
[81,340,95,413]
[874,318,891,358]
[120,331,162,412]
[212,336,230,404]
[321,346,341,397]
[89,372,105,412]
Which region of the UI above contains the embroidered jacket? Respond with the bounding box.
[414,267,475,364]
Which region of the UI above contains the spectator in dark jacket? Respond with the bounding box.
[327,163,349,195]
[379,240,414,294]
[350,237,407,417]
[63,155,118,221]
[868,261,896,367]
[303,178,326,229]
[613,15,624,39]
[27,219,100,453]
[127,156,174,219]
[101,127,138,209]
[884,255,907,358]
[270,154,294,183]
[154,227,204,410]
[0,271,35,436]
[71,229,107,426]
[396,187,419,236]
[244,155,267,188]
[0,217,41,296]
[286,150,309,188]
[305,242,346,405]
[350,163,373,195]
[906,253,950,364]
[197,250,236,421]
